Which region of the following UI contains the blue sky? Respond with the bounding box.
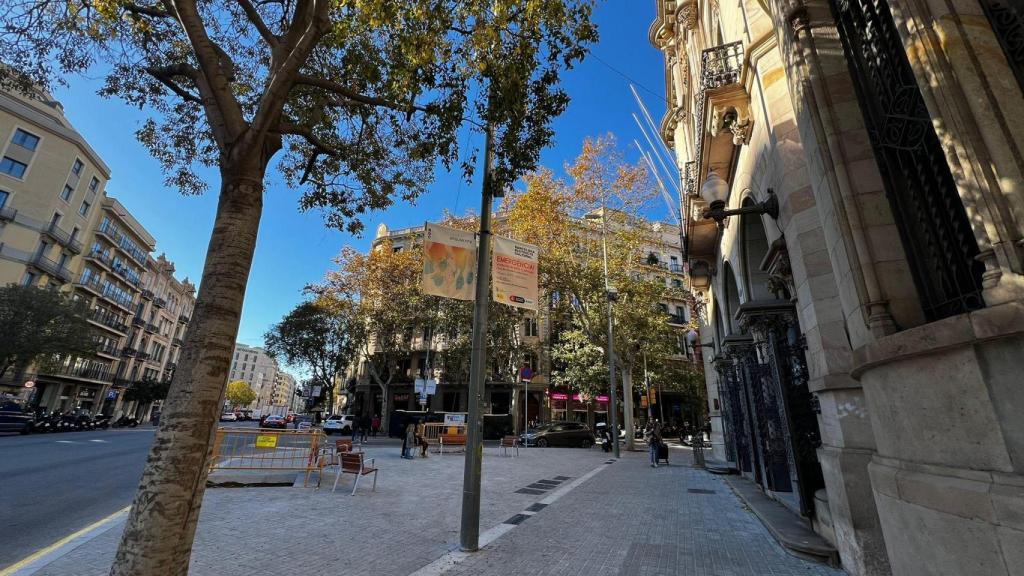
[53,2,669,349]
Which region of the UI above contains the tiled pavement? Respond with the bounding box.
[29,441,845,576]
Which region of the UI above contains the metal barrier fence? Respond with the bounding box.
[421,422,467,444]
[209,427,326,486]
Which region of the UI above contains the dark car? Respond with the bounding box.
[261,415,288,429]
[520,421,594,448]
[0,401,35,434]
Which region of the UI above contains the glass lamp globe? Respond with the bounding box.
[700,171,730,205]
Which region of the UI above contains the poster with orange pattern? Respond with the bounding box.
[422,222,477,301]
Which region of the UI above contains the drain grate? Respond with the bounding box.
[526,483,555,490]
[687,488,716,494]
[553,475,572,480]
[536,479,561,485]
[515,488,546,495]
[525,503,548,512]
[504,513,529,525]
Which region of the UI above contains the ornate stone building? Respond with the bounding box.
[652,0,1024,574]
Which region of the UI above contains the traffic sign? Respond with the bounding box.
[520,366,533,382]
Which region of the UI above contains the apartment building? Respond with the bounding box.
[0,86,195,419]
[228,343,286,415]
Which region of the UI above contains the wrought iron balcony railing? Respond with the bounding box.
[694,41,744,174]
[30,253,73,283]
[121,347,138,358]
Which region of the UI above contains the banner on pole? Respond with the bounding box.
[492,235,539,310]
[422,222,477,301]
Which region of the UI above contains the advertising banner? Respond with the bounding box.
[422,222,477,301]
[492,235,539,311]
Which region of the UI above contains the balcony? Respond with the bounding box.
[96,341,120,358]
[172,337,184,348]
[132,316,146,328]
[144,323,158,334]
[90,309,128,335]
[112,377,135,389]
[0,205,16,222]
[153,297,167,309]
[30,253,74,283]
[39,363,113,384]
[85,249,113,270]
[41,222,83,254]
[121,347,138,358]
[100,286,134,311]
[166,361,177,372]
[178,314,190,324]
[141,289,154,300]
[136,351,151,361]
[111,263,141,287]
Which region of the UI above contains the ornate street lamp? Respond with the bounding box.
[699,170,779,224]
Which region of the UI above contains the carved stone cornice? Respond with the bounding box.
[721,334,754,359]
[736,300,797,338]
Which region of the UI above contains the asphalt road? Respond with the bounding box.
[0,420,266,570]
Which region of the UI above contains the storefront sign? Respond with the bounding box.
[444,413,467,426]
[492,235,539,311]
[422,222,477,301]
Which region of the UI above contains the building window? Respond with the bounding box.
[79,199,91,216]
[1,157,28,178]
[60,184,73,202]
[89,177,99,192]
[12,129,40,151]
[21,271,36,286]
[50,212,61,227]
[0,190,8,208]
[524,317,539,337]
[71,159,84,176]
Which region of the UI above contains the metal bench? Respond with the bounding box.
[331,452,378,495]
[499,435,519,457]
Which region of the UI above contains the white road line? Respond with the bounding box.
[88,439,109,443]
[408,459,614,576]
[54,441,77,444]
[0,506,130,576]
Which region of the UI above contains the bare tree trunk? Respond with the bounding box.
[111,171,264,576]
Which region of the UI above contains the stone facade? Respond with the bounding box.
[652,0,1024,574]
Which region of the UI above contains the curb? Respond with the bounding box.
[0,507,129,576]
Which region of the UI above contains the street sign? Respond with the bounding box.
[444,413,467,426]
[255,435,278,449]
[520,366,533,382]
[414,378,425,394]
[425,378,437,395]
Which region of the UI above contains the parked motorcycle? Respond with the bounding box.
[92,415,110,430]
[113,415,139,428]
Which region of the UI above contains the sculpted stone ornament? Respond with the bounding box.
[676,0,698,30]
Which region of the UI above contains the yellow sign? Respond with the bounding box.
[640,395,649,408]
[255,435,278,449]
[650,387,657,405]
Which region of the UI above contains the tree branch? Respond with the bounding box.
[145,65,201,103]
[121,1,172,19]
[293,75,434,115]
[235,0,278,46]
[274,122,338,184]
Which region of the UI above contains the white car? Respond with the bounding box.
[322,415,354,435]
[219,412,238,422]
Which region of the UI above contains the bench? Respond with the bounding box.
[439,434,467,455]
[331,452,378,495]
[499,435,519,457]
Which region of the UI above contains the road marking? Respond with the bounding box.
[88,439,109,443]
[54,440,77,444]
[408,460,613,576]
[0,506,130,576]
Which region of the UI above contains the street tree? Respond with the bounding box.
[0,285,96,382]
[263,296,364,414]
[123,377,172,408]
[317,240,424,427]
[224,380,256,409]
[3,1,596,570]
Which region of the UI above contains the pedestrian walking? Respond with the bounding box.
[403,422,417,459]
[359,414,371,443]
[415,419,429,458]
[646,421,663,468]
[371,414,381,438]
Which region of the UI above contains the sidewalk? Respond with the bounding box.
[27,442,844,576]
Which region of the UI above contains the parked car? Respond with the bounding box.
[322,415,355,435]
[219,412,238,422]
[0,401,35,434]
[261,415,287,429]
[520,421,594,448]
